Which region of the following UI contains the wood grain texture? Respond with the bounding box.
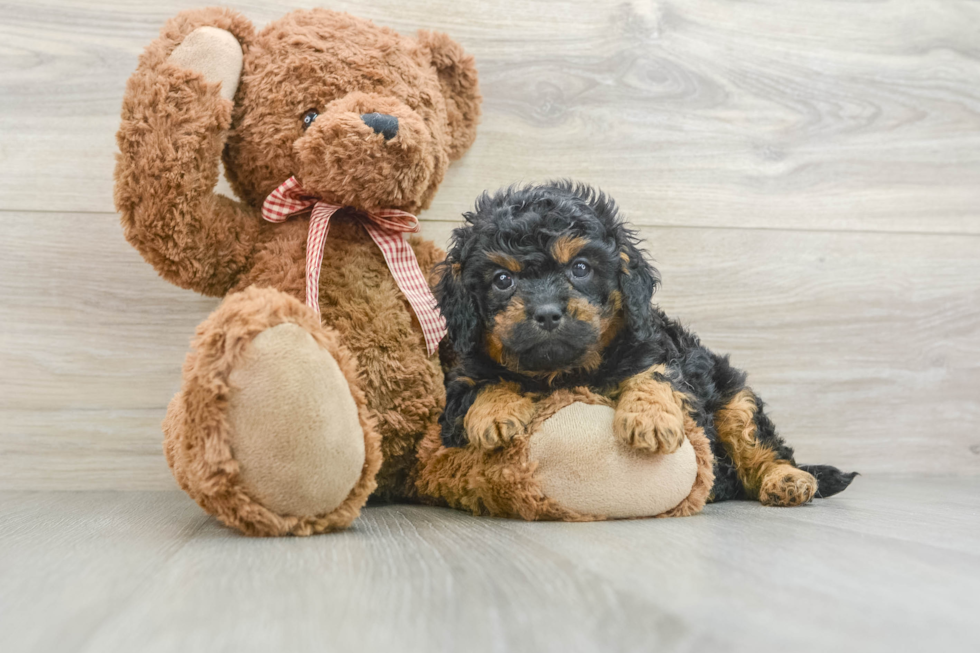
[0,491,208,653]
[1,478,978,653]
[1,0,979,232]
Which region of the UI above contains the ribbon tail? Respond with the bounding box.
[364,225,447,356]
[304,204,338,315]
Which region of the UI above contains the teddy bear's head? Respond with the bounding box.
[215,9,480,214]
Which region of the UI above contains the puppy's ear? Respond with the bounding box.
[435,229,481,355]
[617,240,660,341]
[569,182,660,341]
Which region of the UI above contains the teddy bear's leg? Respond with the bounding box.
[415,391,715,521]
[165,286,381,536]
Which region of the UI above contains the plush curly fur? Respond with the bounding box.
[163,286,382,536]
[434,181,857,506]
[115,7,480,532]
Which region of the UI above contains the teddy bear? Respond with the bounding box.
[115,7,711,536]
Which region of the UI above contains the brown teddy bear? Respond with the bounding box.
[116,7,479,535]
[116,7,711,536]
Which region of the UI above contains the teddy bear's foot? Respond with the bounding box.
[165,286,381,536]
[758,465,818,507]
[531,402,699,519]
[226,322,366,517]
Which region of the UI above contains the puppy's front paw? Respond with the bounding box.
[464,392,535,450]
[614,403,685,454]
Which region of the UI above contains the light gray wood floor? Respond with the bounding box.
[1,476,978,653]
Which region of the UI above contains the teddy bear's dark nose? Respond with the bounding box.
[360,113,399,141]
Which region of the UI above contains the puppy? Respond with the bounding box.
[435,181,856,506]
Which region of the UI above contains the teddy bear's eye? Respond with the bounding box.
[302,109,318,130]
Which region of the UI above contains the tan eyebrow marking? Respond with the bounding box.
[551,235,589,264]
[487,252,522,273]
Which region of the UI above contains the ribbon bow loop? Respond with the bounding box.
[261,176,446,356]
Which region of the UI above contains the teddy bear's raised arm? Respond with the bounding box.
[114,9,261,297]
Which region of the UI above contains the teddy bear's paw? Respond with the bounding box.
[168,26,243,101]
[226,322,367,517]
[759,466,817,507]
[464,393,536,450]
[526,402,702,519]
[613,404,686,454]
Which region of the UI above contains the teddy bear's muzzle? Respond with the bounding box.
[292,92,443,212]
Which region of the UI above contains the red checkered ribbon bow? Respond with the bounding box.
[262,176,446,356]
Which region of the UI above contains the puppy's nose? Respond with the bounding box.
[360,112,399,140]
[533,304,564,332]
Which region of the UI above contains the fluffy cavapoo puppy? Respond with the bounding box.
[435,181,856,506]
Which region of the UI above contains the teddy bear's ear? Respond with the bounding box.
[417,30,482,161]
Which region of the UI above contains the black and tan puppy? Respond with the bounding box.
[435,181,856,506]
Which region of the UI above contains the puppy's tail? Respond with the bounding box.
[798,464,858,498]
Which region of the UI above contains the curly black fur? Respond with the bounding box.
[435,181,856,502]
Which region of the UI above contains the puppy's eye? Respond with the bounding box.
[570,261,592,279]
[492,271,514,291]
[302,109,318,130]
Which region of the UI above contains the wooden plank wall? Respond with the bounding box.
[1,0,978,489]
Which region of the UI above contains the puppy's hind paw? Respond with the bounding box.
[759,466,817,507]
